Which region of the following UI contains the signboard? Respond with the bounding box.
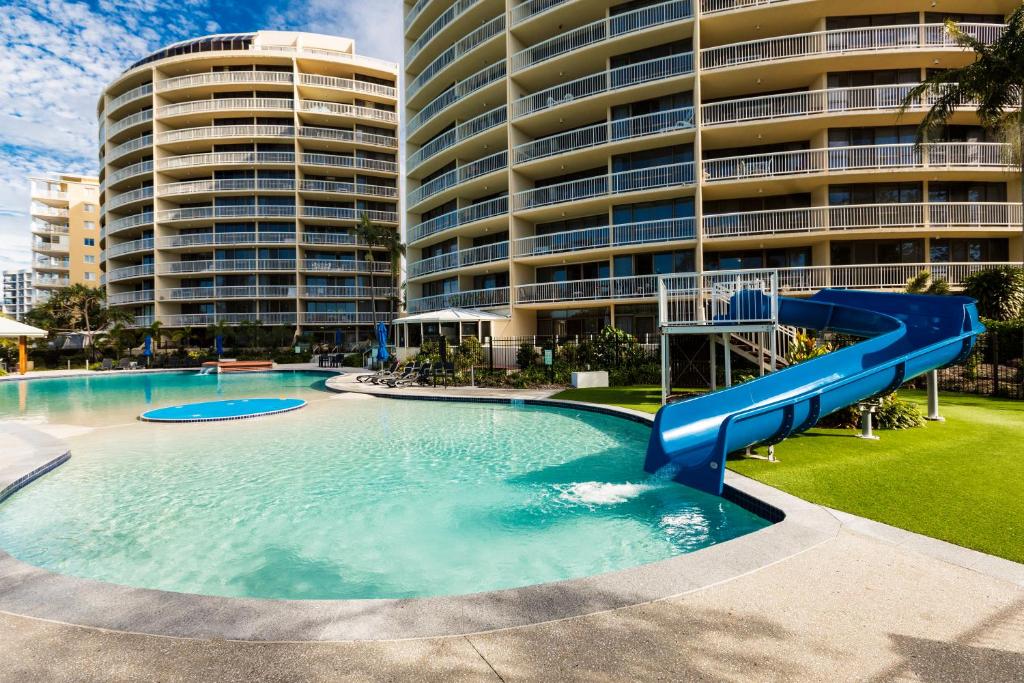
[543,349,553,366]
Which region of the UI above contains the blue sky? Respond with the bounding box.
[0,0,403,270]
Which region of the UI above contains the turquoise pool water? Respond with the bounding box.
[0,372,770,599]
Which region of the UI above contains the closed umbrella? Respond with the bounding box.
[376,322,390,363]
[215,335,224,357]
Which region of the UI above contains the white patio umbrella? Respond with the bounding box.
[0,317,47,375]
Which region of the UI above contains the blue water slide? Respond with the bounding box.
[645,289,985,495]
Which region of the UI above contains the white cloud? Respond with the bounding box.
[265,0,403,65]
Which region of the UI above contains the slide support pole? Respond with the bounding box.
[723,333,732,388]
[926,370,944,422]
[709,334,717,391]
[661,330,670,406]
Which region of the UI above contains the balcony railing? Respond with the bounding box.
[35,276,71,288]
[409,241,509,278]
[298,125,398,148]
[301,233,360,247]
[301,153,399,174]
[514,107,694,164]
[157,286,297,301]
[702,23,1006,70]
[406,0,483,65]
[299,99,398,124]
[157,98,293,118]
[407,151,508,207]
[512,0,692,72]
[158,178,393,199]
[774,262,1015,292]
[109,134,153,162]
[703,143,1011,182]
[301,259,391,273]
[514,162,695,211]
[159,206,295,223]
[30,222,70,235]
[157,232,297,248]
[160,313,299,327]
[105,237,154,258]
[299,312,381,325]
[302,206,398,223]
[407,286,510,314]
[108,82,153,112]
[701,0,790,14]
[107,264,155,282]
[409,195,509,243]
[106,212,154,234]
[298,72,397,100]
[33,239,69,252]
[158,151,294,171]
[703,203,1022,238]
[107,186,154,211]
[408,14,505,101]
[158,260,296,274]
[299,286,396,298]
[408,106,506,171]
[157,124,294,145]
[107,290,155,305]
[107,109,153,138]
[30,206,69,218]
[408,61,507,138]
[107,160,153,185]
[514,218,696,257]
[517,275,660,304]
[510,0,570,26]
[300,179,399,198]
[157,71,293,92]
[512,52,693,119]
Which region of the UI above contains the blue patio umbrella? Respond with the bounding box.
[376,322,390,362]
[334,329,343,347]
[143,336,153,357]
[215,335,224,356]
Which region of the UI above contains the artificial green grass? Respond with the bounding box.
[554,387,1024,563]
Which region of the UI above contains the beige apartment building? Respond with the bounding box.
[98,31,400,345]
[403,0,1022,341]
[30,174,101,303]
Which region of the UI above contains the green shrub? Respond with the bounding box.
[787,332,833,365]
[342,352,364,367]
[417,339,440,364]
[456,336,484,371]
[516,342,538,370]
[818,392,924,430]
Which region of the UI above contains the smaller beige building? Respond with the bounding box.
[29,173,102,303]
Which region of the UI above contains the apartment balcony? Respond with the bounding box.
[406,0,487,66]
[514,162,695,212]
[407,151,507,209]
[107,82,153,114]
[404,0,442,34]
[30,205,69,219]
[297,125,398,149]
[408,14,504,104]
[703,203,1022,239]
[511,52,693,120]
[30,221,69,236]
[700,0,789,14]
[107,263,156,282]
[299,312,381,325]
[297,73,397,100]
[158,206,295,223]
[33,256,70,270]
[300,259,391,274]
[701,23,1006,72]
[157,260,296,275]
[156,124,294,146]
[513,107,694,166]
[408,195,509,243]
[298,286,397,299]
[107,290,155,305]
[298,100,399,125]
[514,218,696,258]
[108,134,153,164]
[408,241,509,279]
[106,212,154,236]
[157,286,297,302]
[299,179,399,200]
[156,232,296,249]
[517,274,660,305]
[157,97,294,119]
[774,262,1015,293]
[157,152,294,173]
[35,276,71,288]
[107,186,154,211]
[510,0,570,27]
[511,0,692,74]
[300,153,399,175]
[407,105,507,173]
[407,286,510,314]
[107,160,153,187]
[302,206,399,224]
[107,109,153,139]
[300,233,361,247]
[30,189,68,203]
[33,239,69,254]
[156,70,294,93]
[104,237,154,259]
[702,143,1012,184]
[160,313,298,327]
[407,61,507,140]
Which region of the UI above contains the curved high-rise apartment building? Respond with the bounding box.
[403,0,1021,339]
[99,31,400,344]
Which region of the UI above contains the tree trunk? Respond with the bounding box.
[1019,104,1024,266]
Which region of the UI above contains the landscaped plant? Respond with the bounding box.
[26,283,132,360]
[962,266,1024,321]
[819,392,925,430]
[516,342,538,370]
[786,332,833,365]
[906,270,951,296]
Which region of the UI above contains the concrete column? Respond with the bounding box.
[18,335,27,375]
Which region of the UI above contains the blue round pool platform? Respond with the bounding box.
[140,398,307,423]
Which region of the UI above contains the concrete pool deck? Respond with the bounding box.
[0,369,1021,680]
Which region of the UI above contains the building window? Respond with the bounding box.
[84,272,96,281]
[84,255,96,263]
[84,221,96,230]
[84,238,95,246]
[84,204,95,212]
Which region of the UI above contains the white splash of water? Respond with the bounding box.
[559,482,653,506]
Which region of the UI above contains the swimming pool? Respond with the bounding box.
[0,371,770,600]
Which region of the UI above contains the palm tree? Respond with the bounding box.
[906,270,951,295]
[147,319,164,351]
[900,9,1024,265]
[354,213,404,327]
[962,265,1024,320]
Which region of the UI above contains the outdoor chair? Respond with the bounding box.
[388,364,431,388]
[100,358,114,371]
[357,360,399,383]
[116,358,133,370]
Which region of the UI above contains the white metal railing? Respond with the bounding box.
[250,44,397,72]
[158,151,294,171]
[107,109,153,138]
[107,263,155,282]
[157,232,296,248]
[299,312,380,325]
[300,179,399,198]
[30,222,69,234]
[299,286,396,298]
[774,262,1015,292]
[702,142,1011,182]
[33,238,69,252]
[301,233,360,246]
[408,14,505,101]
[157,124,294,145]
[514,107,694,164]
[299,99,398,124]
[158,97,293,118]
[159,206,295,222]
[702,84,936,126]
[409,195,509,243]
[157,70,293,92]
[512,1,692,72]
[105,238,154,258]
[302,206,399,223]
[514,162,695,210]
[404,0,438,32]
[301,259,391,273]
[158,260,296,274]
[512,52,693,119]
[107,160,153,185]
[702,23,1007,70]
[35,276,71,287]
[300,152,399,174]
[659,269,779,326]
[408,151,508,207]
[106,212,154,234]
[107,290,155,305]
[157,286,297,301]
[408,106,507,171]
[107,186,154,210]
[407,286,510,314]
[108,82,153,112]
[298,72,397,99]
[298,125,398,148]
[407,61,506,137]
[30,188,67,201]
[409,241,509,278]
[406,0,483,65]
[159,178,293,196]
[517,275,660,304]
[514,218,696,256]
[109,134,152,162]
[701,0,790,14]
[160,313,299,327]
[510,0,570,26]
[30,206,69,218]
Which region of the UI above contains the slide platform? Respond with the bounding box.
[645,289,985,495]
